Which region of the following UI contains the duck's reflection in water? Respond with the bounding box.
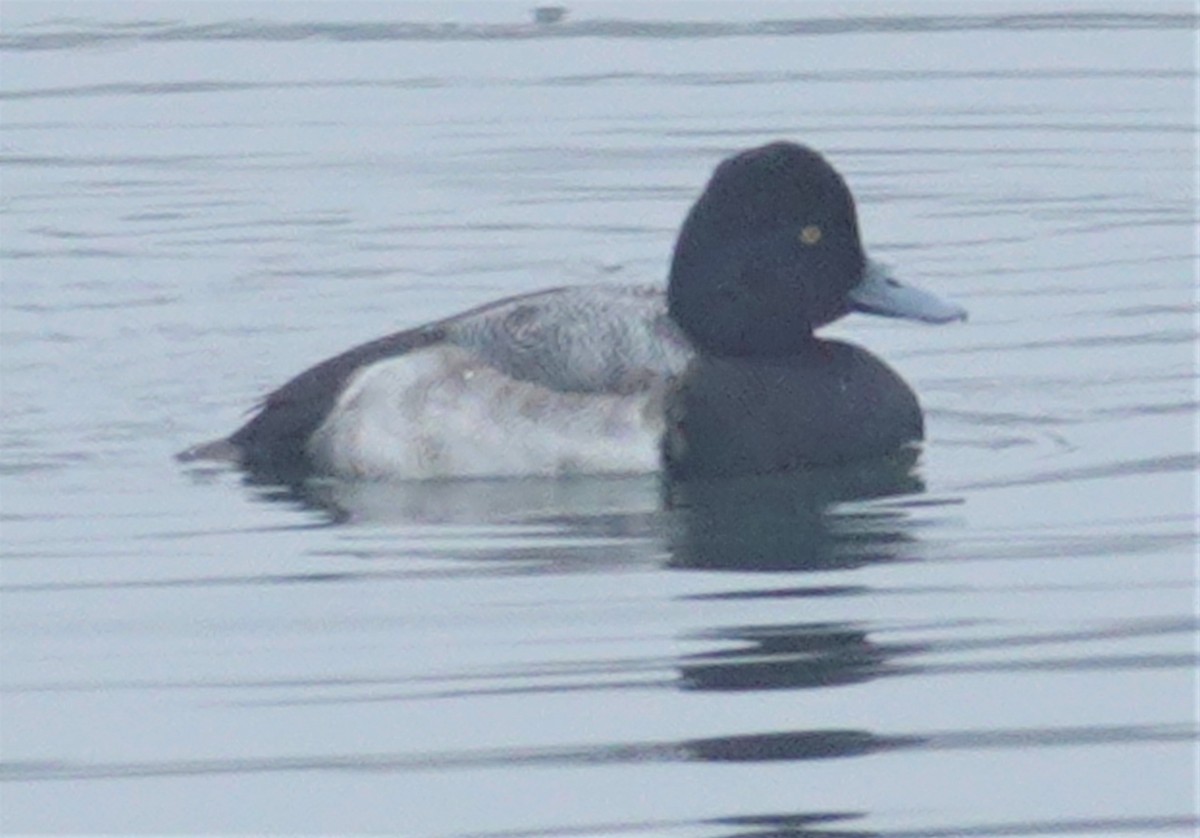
[663,449,925,573]
[239,453,933,745]
[247,447,923,536]
[664,452,931,696]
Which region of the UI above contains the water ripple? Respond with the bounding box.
[1,11,1193,53]
[3,722,1192,783]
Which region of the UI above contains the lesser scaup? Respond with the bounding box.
[179,141,965,482]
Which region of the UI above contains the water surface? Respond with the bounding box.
[1,3,1196,835]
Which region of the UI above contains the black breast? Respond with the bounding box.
[663,339,923,479]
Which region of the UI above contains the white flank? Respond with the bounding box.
[307,346,665,480]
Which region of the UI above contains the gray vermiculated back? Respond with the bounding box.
[444,285,692,394]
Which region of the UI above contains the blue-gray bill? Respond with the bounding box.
[848,259,968,324]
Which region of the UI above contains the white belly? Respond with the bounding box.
[307,346,666,480]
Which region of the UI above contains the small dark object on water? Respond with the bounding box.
[533,6,567,25]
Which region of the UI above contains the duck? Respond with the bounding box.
[178,141,965,483]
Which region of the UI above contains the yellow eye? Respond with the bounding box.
[800,225,822,245]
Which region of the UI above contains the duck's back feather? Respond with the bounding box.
[180,285,692,481]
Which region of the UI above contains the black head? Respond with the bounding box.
[667,142,867,357]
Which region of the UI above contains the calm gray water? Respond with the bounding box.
[1,3,1197,835]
